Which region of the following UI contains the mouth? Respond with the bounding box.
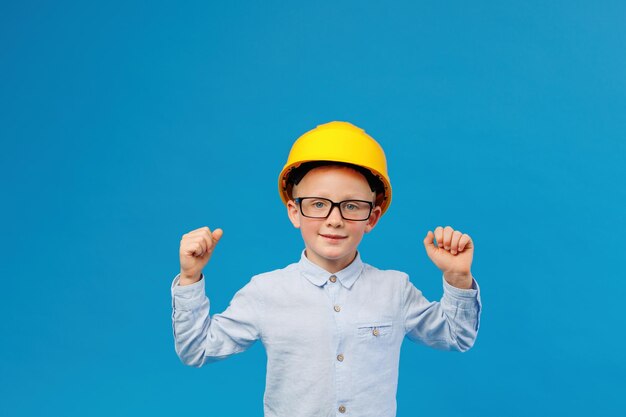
[319,234,347,240]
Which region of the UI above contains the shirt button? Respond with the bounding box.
[338,405,346,413]
[329,275,337,283]
[372,328,380,337]
[334,305,341,312]
[337,354,344,362]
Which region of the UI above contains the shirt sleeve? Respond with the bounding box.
[402,274,481,352]
[171,274,263,367]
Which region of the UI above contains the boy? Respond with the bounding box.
[171,121,481,417]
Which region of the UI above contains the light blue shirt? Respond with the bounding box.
[171,251,481,417]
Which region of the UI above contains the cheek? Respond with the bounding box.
[347,223,368,237]
[300,221,318,236]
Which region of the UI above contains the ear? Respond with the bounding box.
[364,206,382,233]
[287,200,301,229]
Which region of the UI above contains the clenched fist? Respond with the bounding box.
[423,226,474,289]
[179,227,223,286]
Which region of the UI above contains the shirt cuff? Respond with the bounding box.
[442,275,480,306]
[171,273,206,310]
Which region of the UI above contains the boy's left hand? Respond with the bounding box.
[423,226,474,289]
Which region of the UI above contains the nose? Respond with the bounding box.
[326,205,344,227]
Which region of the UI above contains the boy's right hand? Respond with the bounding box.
[179,227,223,286]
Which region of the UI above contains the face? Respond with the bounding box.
[287,165,382,273]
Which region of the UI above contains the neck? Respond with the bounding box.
[304,250,357,273]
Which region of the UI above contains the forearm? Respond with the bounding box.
[171,275,211,367]
[439,277,481,351]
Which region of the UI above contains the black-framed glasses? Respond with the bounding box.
[294,197,374,221]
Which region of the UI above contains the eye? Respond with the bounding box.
[344,203,358,211]
[306,199,329,210]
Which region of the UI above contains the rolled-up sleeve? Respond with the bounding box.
[171,274,263,367]
[403,274,481,352]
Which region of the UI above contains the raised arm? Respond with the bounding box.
[402,225,482,351]
[171,227,262,367]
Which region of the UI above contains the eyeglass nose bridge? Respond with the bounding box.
[325,201,344,220]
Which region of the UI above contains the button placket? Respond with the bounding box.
[330,284,348,415]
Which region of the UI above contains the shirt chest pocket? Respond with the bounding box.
[356,319,393,339]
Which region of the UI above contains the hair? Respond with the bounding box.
[286,161,386,205]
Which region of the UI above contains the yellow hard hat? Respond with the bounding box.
[278,121,392,215]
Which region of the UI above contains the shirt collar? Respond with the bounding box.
[298,250,364,289]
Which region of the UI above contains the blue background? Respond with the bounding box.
[1,1,625,416]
